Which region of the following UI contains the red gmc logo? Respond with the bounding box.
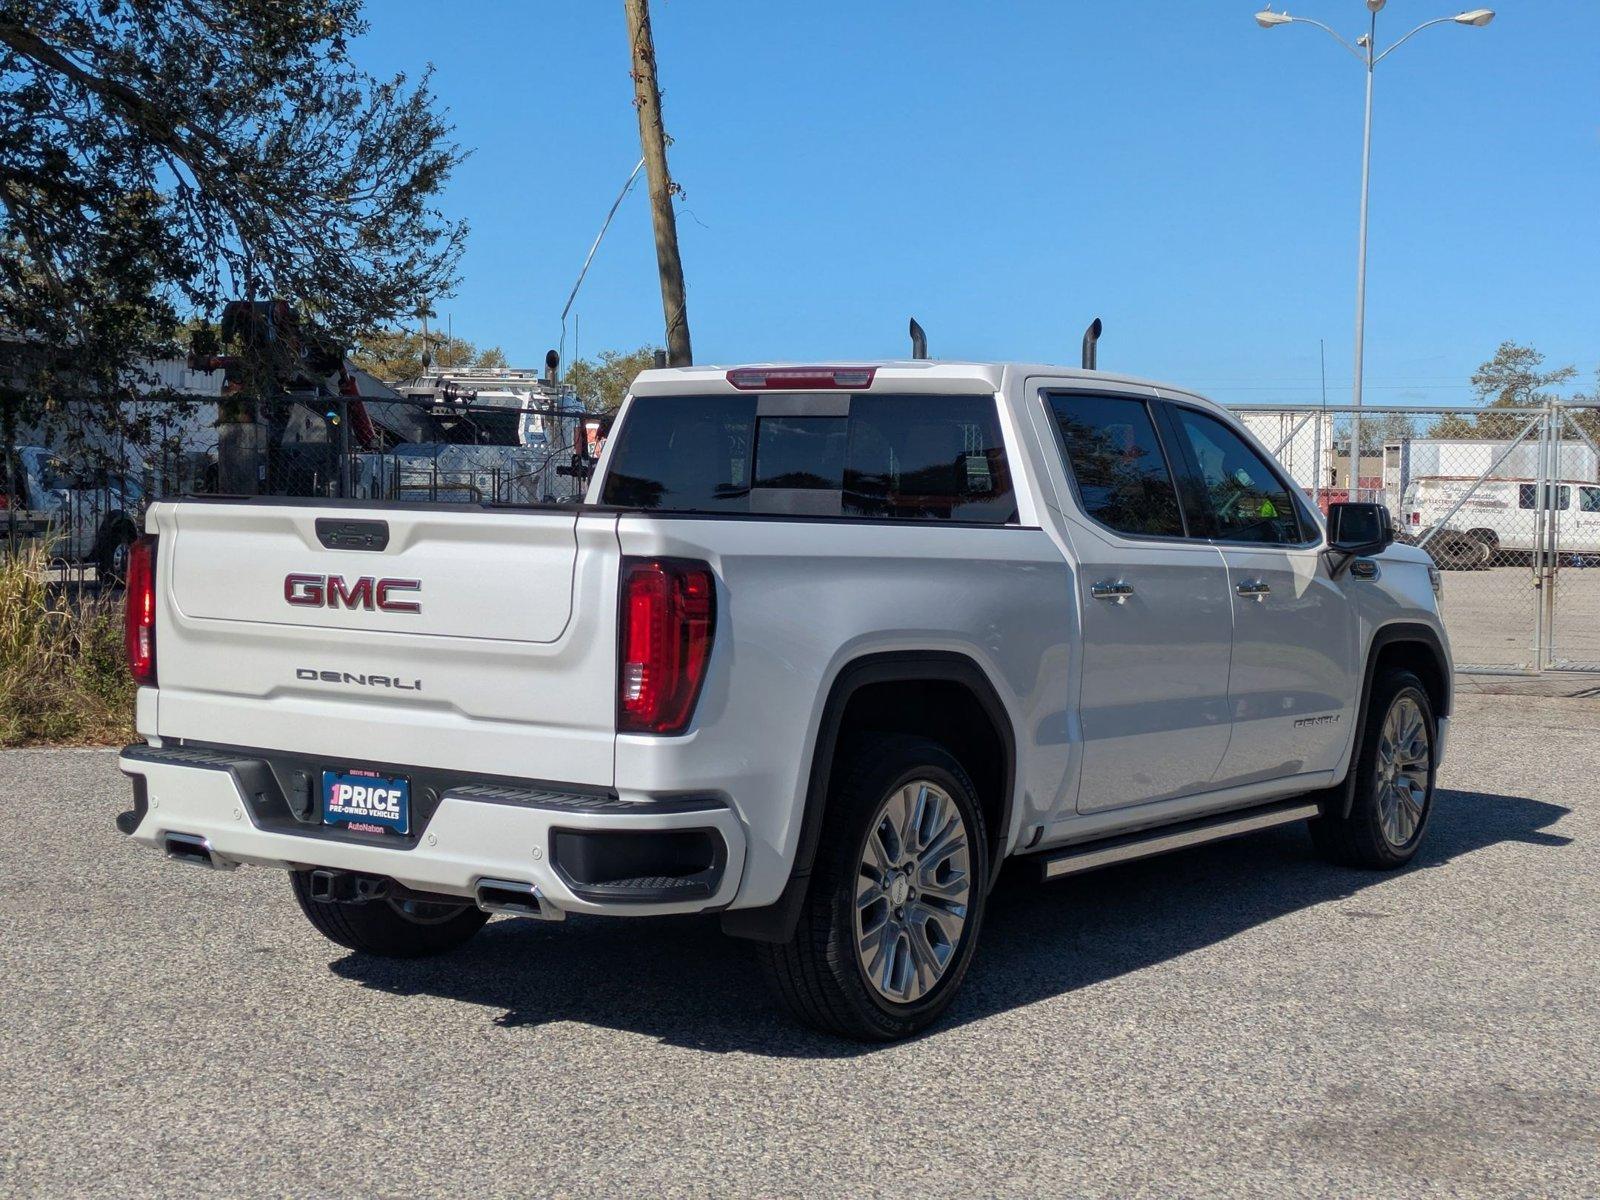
[284,574,421,613]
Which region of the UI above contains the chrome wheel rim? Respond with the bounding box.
[1376,695,1431,848]
[853,779,972,1005]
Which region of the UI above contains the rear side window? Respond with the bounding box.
[600,394,1017,524]
[1519,483,1570,510]
[1047,394,1185,537]
[1170,407,1304,545]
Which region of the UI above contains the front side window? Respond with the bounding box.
[600,393,1017,524]
[1047,394,1184,537]
[1171,407,1303,545]
[1580,486,1600,514]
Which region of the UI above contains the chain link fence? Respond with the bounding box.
[1234,402,1600,673]
[11,391,1600,675]
[3,394,596,590]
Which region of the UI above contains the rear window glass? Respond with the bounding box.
[601,394,1017,524]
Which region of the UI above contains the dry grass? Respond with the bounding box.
[0,544,135,747]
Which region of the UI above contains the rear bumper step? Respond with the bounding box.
[119,744,746,917]
[1033,799,1322,880]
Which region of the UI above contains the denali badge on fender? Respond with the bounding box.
[296,669,422,691]
[284,573,420,613]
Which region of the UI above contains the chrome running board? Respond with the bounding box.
[1035,799,1322,881]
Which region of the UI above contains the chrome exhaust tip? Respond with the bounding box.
[163,832,235,871]
[475,878,565,921]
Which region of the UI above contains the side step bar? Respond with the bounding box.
[1034,799,1322,881]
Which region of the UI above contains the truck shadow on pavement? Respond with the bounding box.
[329,787,1570,1057]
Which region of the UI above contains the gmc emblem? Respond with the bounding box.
[285,573,421,613]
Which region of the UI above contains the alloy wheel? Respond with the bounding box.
[1376,694,1431,848]
[853,779,972,1005]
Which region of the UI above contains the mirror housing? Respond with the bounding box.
[1327,501,1394,553]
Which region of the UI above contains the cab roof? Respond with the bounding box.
[627,361,1217,408]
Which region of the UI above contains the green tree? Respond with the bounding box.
[1359,410,1418,453]
[351,330,488,382]
[1469,341,1577,439]
[0,0,466,438]
[564,346,659,414]
[1568,366,1600,445]
[1427,412,1477,439]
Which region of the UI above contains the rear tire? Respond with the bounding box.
[95,519,137,587]
[1428,531,1489,571]
[289,871,488,957]
[1310,669,1436,869]
[759,734,991,1041]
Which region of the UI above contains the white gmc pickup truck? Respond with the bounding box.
[118,361,1451,1040]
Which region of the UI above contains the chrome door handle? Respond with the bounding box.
[1090,580,1135,604]
[1236,579,1271,601]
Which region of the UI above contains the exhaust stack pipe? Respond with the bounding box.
[163,832,235,871]
[909,317,928,360]
[1081,320,1107,371]
[1081,317,1103,370]
[475,878,566,921]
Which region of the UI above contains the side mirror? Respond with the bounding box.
[1327,501,1394,553]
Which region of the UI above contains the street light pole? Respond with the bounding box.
[1254,4,1495,499]
[1351,6,1376,495]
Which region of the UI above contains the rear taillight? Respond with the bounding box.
[124,534,157,686]
[1409,512,1420,525]
[617,558,716,735]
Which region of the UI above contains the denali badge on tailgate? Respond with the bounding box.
[284,573,420,613]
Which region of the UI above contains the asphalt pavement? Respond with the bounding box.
[1,690,1596,1198]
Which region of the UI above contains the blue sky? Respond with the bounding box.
[354,2,1598,407]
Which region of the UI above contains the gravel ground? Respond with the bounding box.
[1,690,1596,1198]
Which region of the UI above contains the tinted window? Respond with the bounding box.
[600,395,753,511]
[753,417,845,490]
[1172,407,1303,544]
[1519,483,1570,510]
[600,394,1017,524]
[843,396,1015,522]
[1048,394,1184,537]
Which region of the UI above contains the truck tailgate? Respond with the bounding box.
[147,502,620,785]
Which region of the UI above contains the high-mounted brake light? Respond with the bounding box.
[124,534,158,686]
[725,367,876,391]
[617,558,716,735]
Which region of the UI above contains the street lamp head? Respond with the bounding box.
[1453,9,1495,26]
[1366,0,1386,12]
[1255,9,1294,28]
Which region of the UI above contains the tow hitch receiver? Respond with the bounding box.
[307,869,390,904]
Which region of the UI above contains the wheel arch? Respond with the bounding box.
[1324,621,1451,820]
[721,649,1018,944]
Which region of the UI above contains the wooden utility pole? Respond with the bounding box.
[623,0,692,366]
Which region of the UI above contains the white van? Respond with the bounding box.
[1402,475,1600,566]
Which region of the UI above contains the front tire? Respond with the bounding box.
[760,734,991,1041]
[289,871,488,957]
[1311,669,1436,869]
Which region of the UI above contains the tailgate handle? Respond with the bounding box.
[315,518,390,552]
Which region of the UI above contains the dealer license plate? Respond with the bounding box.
[322,769,410,835]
